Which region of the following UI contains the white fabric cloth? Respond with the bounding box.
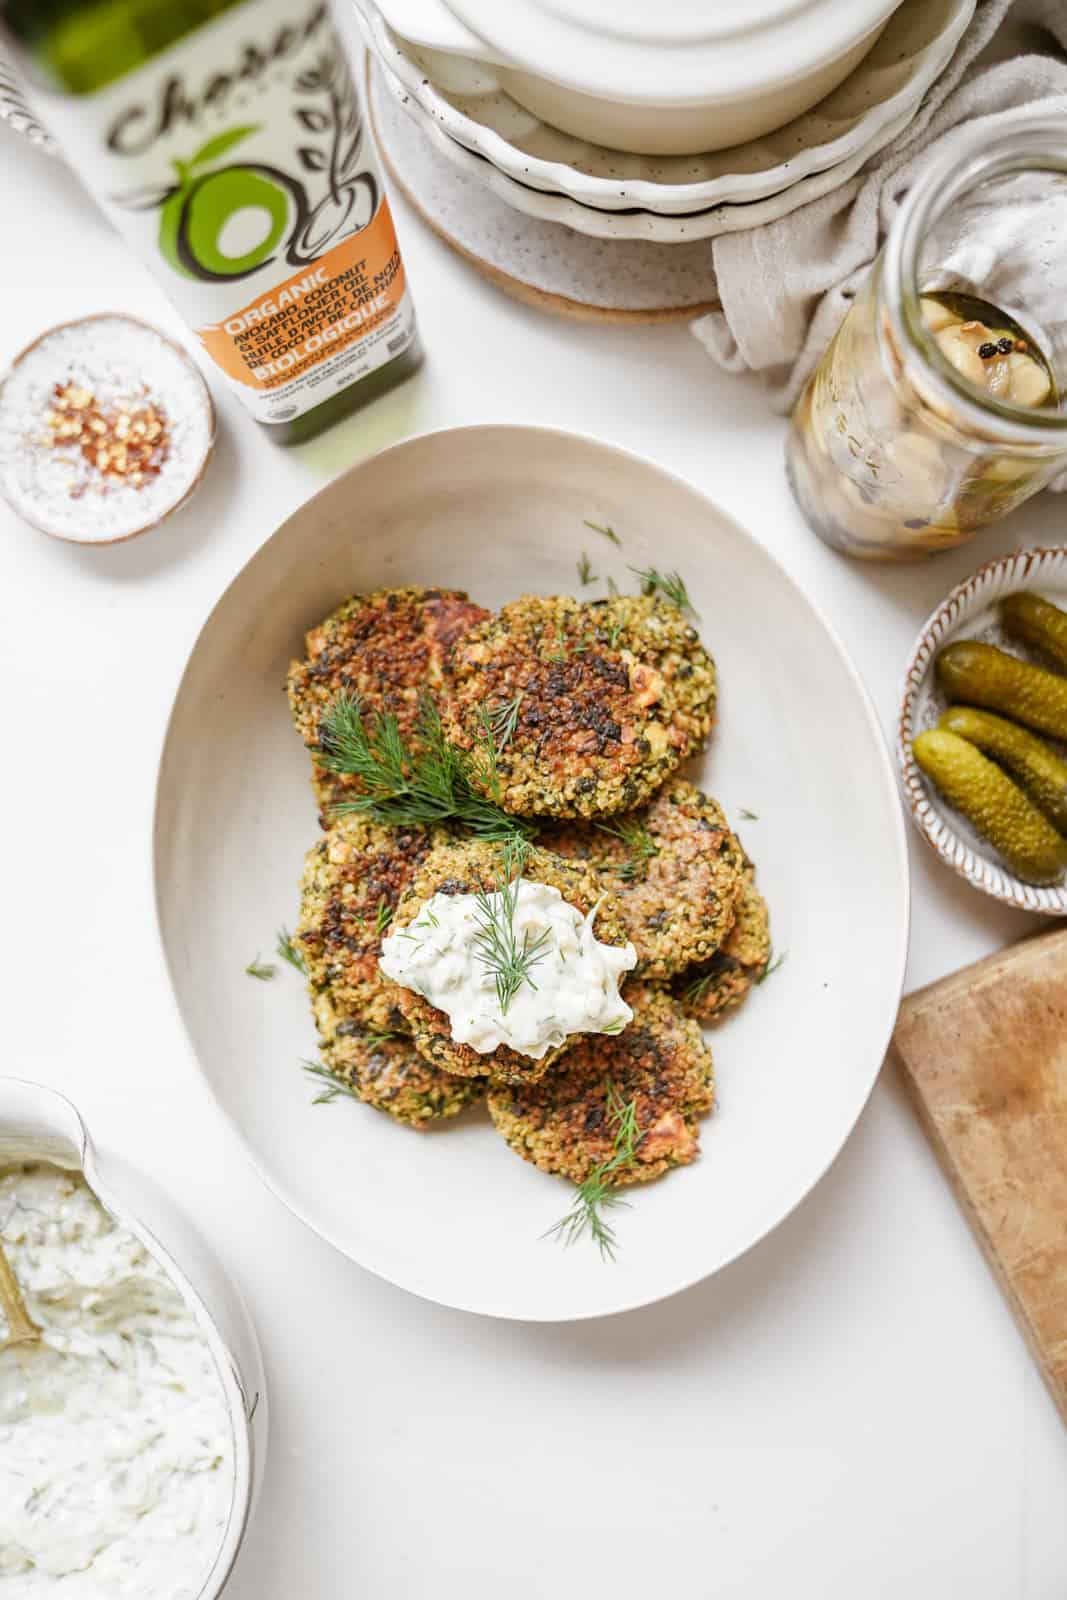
[692,0,1067,414]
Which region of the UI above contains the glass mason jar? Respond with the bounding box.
[786,119,1067,561]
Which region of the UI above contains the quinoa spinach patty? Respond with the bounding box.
[444,594,716,819]
[310,988,483,1129]
[541,782,745,979]
[287,586,489,811]
[297,814,444,1035]
[487,983,714,1185]
[675,872,771,1024]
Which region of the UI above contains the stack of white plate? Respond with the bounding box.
[355,0,974,243]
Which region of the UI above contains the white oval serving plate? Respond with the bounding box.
[898,545,1067,915]
[356,0,972,214]
[154,425,910,1321]
[370,55,916,245]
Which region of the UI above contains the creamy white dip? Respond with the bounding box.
[380,878,636,1058]
[0,1164,235,1599]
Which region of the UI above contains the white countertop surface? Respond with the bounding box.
[2,108,1066,1600]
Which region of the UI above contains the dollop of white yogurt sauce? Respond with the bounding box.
[0,1164,235,1599]
[379,879,636,1058]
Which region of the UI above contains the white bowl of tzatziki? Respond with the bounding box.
[0,1078,265,1600]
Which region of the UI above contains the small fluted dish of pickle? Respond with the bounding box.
[899,548,1067,912]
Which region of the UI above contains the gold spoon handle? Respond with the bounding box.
[0,1238,40,1347]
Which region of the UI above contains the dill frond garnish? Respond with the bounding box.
[739,807,759,821]
[319,691,533,845]
[606,576,620,598]
[595,817,659,883]
[755,949,786,985]
[472,838,550,1014]
[682,969,714,1007]
[276,927,306,974]
[474,693,523,802]
[545,1082,641,1261]
[577,553,597,586]
[630,565,698,616]
[245,956,276,981]
[302,1059,359,1105]
[374,899,393,936]
[584,519,621,546]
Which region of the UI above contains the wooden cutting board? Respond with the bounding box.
[891,926,1067,1425]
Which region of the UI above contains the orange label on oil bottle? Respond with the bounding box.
[197,199,410,412]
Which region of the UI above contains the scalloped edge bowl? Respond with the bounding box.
[898,546,1067,915]
[354,0,973,214]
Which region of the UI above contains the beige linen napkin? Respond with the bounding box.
[692,0,1067,414]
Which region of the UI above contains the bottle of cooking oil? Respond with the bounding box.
[3,0,421,443]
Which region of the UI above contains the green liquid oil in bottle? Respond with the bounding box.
[4,0,422,443]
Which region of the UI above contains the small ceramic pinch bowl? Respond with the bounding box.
[898,546,1067,914]
[0,1077,267,1599]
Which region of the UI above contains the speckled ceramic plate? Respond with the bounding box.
[899,546,1067,915]
[371,56,916,244]
[155,425,910,1322]
[355,0,973,214]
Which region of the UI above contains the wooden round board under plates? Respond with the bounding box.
[368,59,720,325]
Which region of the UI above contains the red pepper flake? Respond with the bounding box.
[43,381,171,493]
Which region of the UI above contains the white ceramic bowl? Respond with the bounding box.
[370,0,902,155]
[0,1077,267,1598]
[356,0,973,214]
[899,546,1067,914]
[369,54,917,245]
[154,424,910,1322]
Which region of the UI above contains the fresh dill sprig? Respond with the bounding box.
[245,955,276,981]
[472,839,550,1014]
[302,1029,397,1105]
[374,899,393,936]
[596,817,659,883]
[544,1082,640,1261]
[584,519,621,546]
[577,552,597,586]
[474,694,523,802]
[755,949,786,985]
[302,1059,359,1105]
[738,807,760,821]
[319,691,533,845]
[630,565,698,616]
[683,968,716,1006]
[606,576,620,599]
[605,616,623,648]
[276,927,306,974]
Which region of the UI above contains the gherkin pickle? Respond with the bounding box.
[1000,592,1067,674]
[913,729,1067,885]
[936,641,1067,741]
[939,706,1067,833]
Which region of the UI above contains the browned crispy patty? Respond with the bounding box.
[443,594,716,818]
[487,983,714,1185]
[296,815,444,1035]
[286,586,490,811]
[541,782,746,979]
[674,874,771,1024]
[388,838,631,1085]
[310,988,484,1129]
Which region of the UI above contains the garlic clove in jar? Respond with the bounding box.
[919,296,961,334]
[1005,349,1052,407]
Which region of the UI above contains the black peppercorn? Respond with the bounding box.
[978,342,998,359]
[997,337,1014,354]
